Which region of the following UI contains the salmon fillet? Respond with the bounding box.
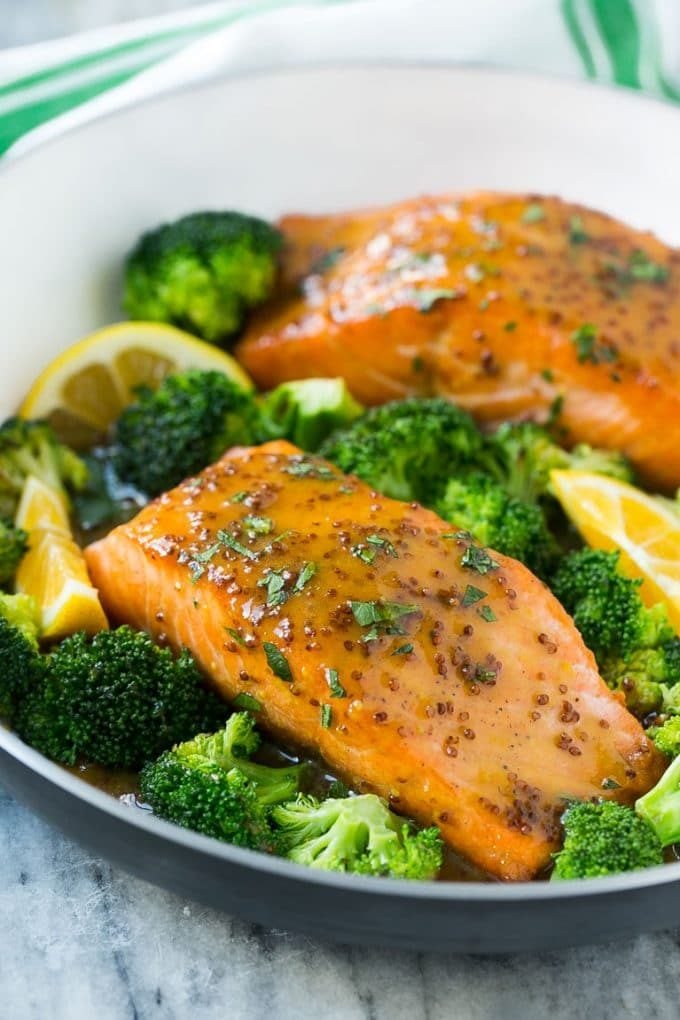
[85,441,664,880]
[236,193,680,492]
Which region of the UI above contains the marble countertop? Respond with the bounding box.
[1,5,680,1018]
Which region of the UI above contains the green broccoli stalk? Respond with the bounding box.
[112,369,260,496]
[486,422,633,506]
[0,417,88,520]
[435,473,559,579]
[140,714,304,852]
[161,712,304,806]
[14,626,227,769]
[272,793,443,879]
[123,211,282,343]
[636,756,680,847]
[551,800,663,879]
[551,549,680,716]
[320,397,485,505]
[259,378,364,452]
[0,594,42,717]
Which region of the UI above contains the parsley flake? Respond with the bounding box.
[392,643,414,656]
[225,627,247,646]
[263,642,293,682]
[233,693,262,712]
[242,514,273,535]
[283,457,336,480]
[627,250,669,283]
[320,704,332,729]
[568,215,589,245]
[231,491,249,504]
[294,561,317,593]
[217,530,259,561]
[477,605,497,623]
[461,585,487,607]
[522,203,545,224]
[366,534,398,558]
[571,324,619,365]
[258,569,288,607]
[350,600,419,643]
[460,545,499,575]
[325,668,346,698]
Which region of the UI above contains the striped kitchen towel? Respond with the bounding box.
[0,0,678,160]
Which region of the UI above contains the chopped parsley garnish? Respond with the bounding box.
[231,491,249,503]
[366,534,398,558]
[412,288,460,312]
[295,561,317,592]
[325,668,346,698]
[320,704,332,729]
[461,584,487,607]
[540,368,554,382]
[351,544,376,565]
[475,664,498,684]
[258,561,317,608]
[225,627,247,646]
[522,203,545,224]
[412,355,425,373]
[571,324,619,365]
[477,605,497,623]
[258,568,288,607]
[263,642,292,681]
[353,534,398,564]
[601,777,621,790]
[460,544,499,575]
[217,530,259,561]
[232,693,262,712]
[350,599,419,643]
[568,215,589,244]
[392,643,414,656]
[627,249,669,283]
[503,321,517,332]
[242,514,273,535]
[283,457,336,480]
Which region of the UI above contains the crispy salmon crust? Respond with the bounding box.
[85,442,665,880]
[236,193,680,492]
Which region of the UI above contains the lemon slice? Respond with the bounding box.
[14,476,108,639]
[551,469,680,630]
[20,321,254,448]
[15,476,71,535]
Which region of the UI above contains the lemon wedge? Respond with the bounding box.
[550,469,680,630]
[20,321,253,448]
[14,475,108,639]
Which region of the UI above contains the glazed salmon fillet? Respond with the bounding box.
[85,441,664,880]
[236,193,680,492]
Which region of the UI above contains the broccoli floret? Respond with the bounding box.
[320,397,484,504]
[112,370,260,496]
[435,472,559,579]
[0,519,28,586]
[636,756,680,847]
[15,626,227,768]
[140,753,276,850]
[0,417,88,520]
[552,800,663,879]
[648,716,680,758]
[272,793,443,879]
[123,211,282,343]
[140,714,304,852]
[0,594,42,717]
[486,422,633,505]
[163,712,304,806]
[551,549,679,716]
[259,378,364,451]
